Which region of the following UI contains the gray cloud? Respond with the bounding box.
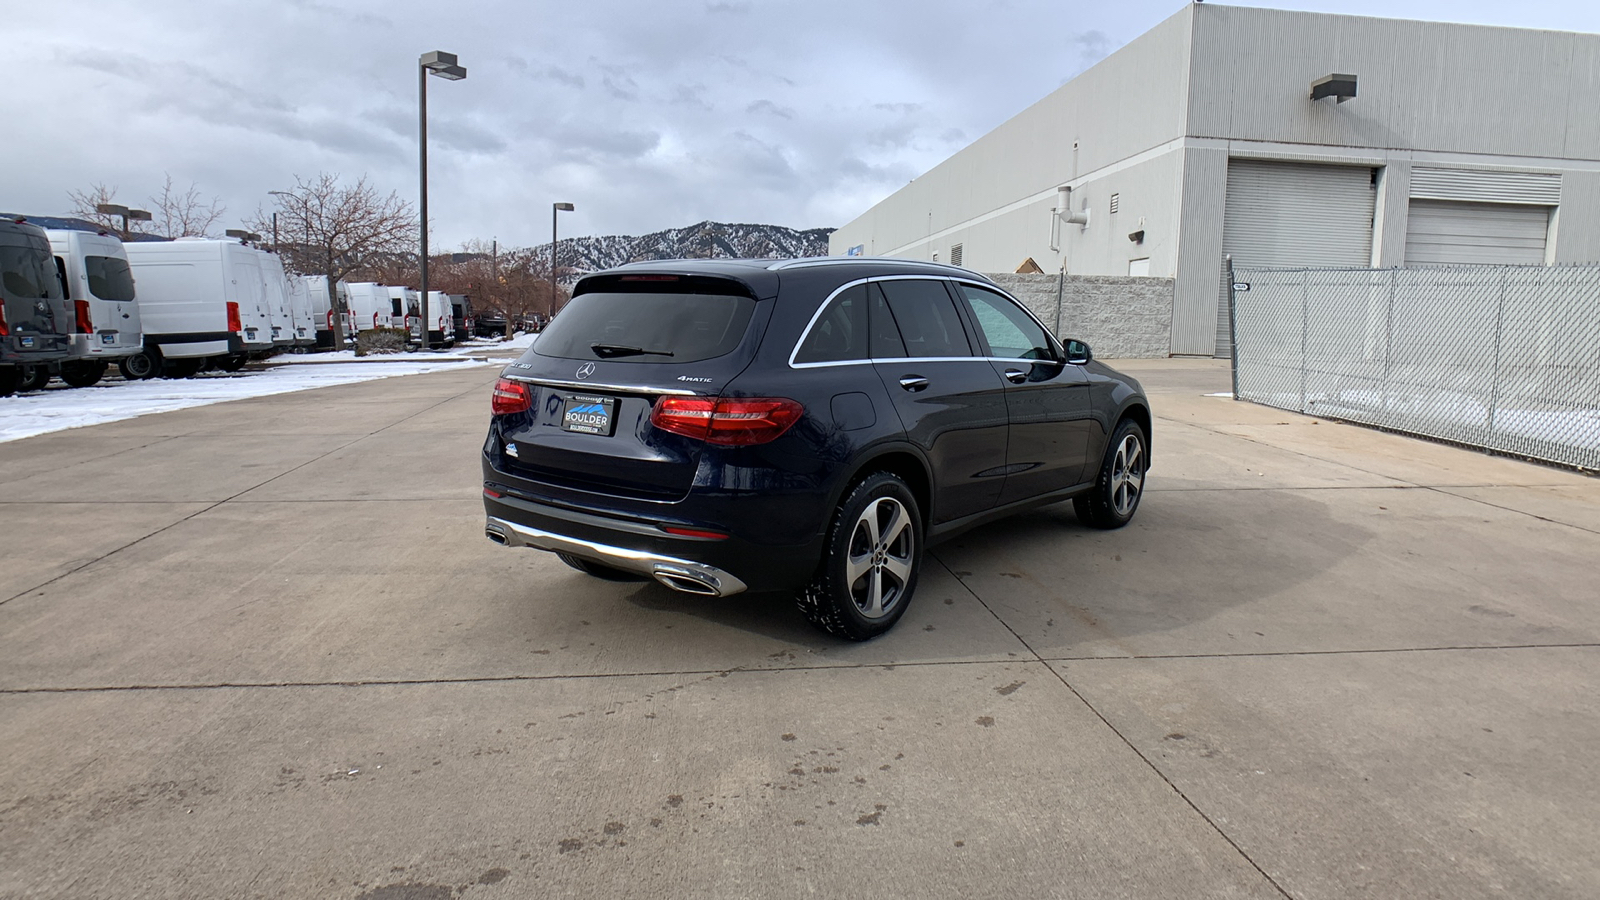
[11,0,1590,249]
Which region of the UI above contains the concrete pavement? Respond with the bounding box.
[1,357,1595,899]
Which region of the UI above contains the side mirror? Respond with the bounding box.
[1064,339,1092,365]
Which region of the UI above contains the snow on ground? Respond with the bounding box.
[0,358,493,444]
[457,331,537,350]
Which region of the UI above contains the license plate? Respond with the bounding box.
[562,394,617,435]
[101,333,117,345]
[19,336,36,349]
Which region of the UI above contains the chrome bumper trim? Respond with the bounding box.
[484,516,748,597]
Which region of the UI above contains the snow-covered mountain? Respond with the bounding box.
[536,220,834,283]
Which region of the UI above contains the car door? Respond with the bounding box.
[869,278,1010,524]
[953,281,1094,505]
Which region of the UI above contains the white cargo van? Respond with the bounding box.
[425,290,456,347]
[44,228,143,387]
[258,250,296,348]
[343,283,393,334]
[283,269,315,347]
[302,276,350,348]
[121,239,277,378]
[386,286,420,344]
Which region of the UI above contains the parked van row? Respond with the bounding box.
[3,214,479,396]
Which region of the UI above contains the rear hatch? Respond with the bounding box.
[495,272,772,501]
[1,224,70,358]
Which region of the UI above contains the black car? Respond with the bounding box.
[482,258,1150,639]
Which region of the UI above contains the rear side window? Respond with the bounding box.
[793,284,905,363]
[85,256,137,302]
[536,291,755,363]
[876,279,971,358]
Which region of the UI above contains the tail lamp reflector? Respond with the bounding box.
[650,396,803,446]
[227,301,242,333]
[75,299,93,334]
[0,301,8,336]
[659,525,729,540]
[491,378,532,415]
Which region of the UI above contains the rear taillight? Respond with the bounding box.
[491,378,532,415]
[651,396,803,446]
[0,300,9,336]
[373,312,380,328]
[227,301,242,333]
[326,310,334,329]
[75,299,93,334]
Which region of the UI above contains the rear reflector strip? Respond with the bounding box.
[659,526,729,540]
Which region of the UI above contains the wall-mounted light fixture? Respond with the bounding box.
[1128,230,1145,245]
[1311,73,1357,103]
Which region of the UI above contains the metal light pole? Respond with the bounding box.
[551,202,574,317]
[418,50,467,350]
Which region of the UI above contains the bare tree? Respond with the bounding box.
[66,183,129,233]
[148,174,226,238]
[249,173,416,348]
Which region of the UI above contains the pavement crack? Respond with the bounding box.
[931,552,1298,900]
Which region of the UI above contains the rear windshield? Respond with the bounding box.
[85,256,137,302]
[1,244,65,300]
[535,292,755,363]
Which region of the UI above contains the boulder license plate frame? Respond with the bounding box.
[561,394,618,436]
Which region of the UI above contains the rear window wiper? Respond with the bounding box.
[590,342,675,358]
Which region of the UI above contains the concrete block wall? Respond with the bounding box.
[987,273,1174,358]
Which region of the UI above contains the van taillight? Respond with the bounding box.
[227,302,242,333]
[75,299,93,333]
[0,301,9,336]
[651,396,803,446]
[326,310,334,329]
[491,378,532,415]
[373,312,380,328]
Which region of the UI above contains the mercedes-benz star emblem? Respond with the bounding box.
[576,362,596,380]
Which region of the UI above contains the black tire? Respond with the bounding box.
[59,360,108,388]
[163,357,202,379]
[796,472,922,641]
[0,367,20,397]
[119,350,160,380]
[557,552,649,582]
[1074,418,1147,529]
[217,354,248,372]
[19,365,51,391]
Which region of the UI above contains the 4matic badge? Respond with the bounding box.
[677,375,714,383]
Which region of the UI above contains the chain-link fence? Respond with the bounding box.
[1228,261,1600,472]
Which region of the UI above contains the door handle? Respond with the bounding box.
[1003,368,1028,384]
[899,375,930,393]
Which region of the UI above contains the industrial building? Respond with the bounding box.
[829,4,1600,356]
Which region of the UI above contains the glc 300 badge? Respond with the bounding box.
[576,362,596,379]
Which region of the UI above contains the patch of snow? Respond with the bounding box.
[0,359,492,443]
[1204,392,1234,398]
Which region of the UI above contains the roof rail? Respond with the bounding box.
[767,257,986,279]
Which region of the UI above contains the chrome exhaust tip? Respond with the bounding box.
[485,527,509,545]
[652,564,723,596]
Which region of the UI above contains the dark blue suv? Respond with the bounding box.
[482,258,1150,639]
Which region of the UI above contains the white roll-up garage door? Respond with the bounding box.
[1403,200,1551,266]
[1216,160,1376,357]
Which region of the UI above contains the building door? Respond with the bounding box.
[1404,201,1550,266]
[1216,160,1377,357]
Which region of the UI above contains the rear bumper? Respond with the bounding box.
[481,478,821,595]
[485,514,748,597]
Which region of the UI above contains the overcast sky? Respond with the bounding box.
[9,0,1599,248]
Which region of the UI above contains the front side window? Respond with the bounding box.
[85,256,137,302]
[958,284,1054,360]
[875,279,971,358]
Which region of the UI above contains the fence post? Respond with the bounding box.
[1384,268,1395,418]
[1300,268,1309,413]
[1226,255,1239,400]
[1487,268,1507,435]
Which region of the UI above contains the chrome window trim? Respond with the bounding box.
[502,374,700,396]
[787,274,1061,369]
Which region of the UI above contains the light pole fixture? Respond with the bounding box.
[267,190,294,252]
[225,229,261,243]
[418,50,467,350]
[96,203,150,238]
[551,202,574,316]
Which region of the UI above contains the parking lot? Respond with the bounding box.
[2,355,1596,899]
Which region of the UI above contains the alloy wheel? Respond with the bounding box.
[1111,433,1145,517]
[845,496,914,619]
